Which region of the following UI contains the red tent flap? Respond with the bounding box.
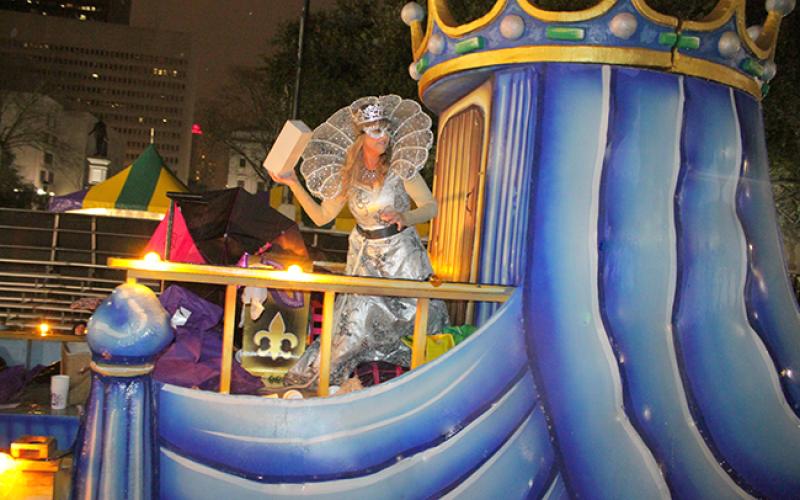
[144,205,206,264]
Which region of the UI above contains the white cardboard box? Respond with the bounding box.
[263,120,312,177]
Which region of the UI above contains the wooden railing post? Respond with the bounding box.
[317,291,335,397]
[411,297,430,369]
[219,284,237,394]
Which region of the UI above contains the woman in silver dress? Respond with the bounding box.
[269,95,449,387]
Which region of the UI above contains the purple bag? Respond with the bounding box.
[153,285,262,394]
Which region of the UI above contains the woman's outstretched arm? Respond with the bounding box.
[269,169,346,227]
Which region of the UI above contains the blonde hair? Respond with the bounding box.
[339,129,390,194]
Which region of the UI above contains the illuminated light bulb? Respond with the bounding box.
[0,452,15,474]
[287,264,303,277]
[143,252,161,265]
[38,322,50,336]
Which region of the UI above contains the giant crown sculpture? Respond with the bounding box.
[401,0,795,100]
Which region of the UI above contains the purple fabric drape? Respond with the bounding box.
[153,285,262,394]
[48,189,87,212]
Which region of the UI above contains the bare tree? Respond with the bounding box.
[0,89,84,189]
[200,66,292,184]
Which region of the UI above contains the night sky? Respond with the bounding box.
[130,0,336,100]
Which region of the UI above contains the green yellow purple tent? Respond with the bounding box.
[49,144,188,220]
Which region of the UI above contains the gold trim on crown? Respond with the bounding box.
[433,0,507,36]
[417,46,761,99]
[413,0,507,60]
[516,0,617,23]
[631,0,677,27]
[410,0,790,100]
[418,0,783,37]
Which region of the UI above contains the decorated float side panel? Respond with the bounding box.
[596,67,747,498]
[735,92,800,415]
[670,77,800,497]
[519,61,800,498]
[523,62,670,499]
[155,289,557,499]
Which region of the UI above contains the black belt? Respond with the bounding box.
[356,224,404,239]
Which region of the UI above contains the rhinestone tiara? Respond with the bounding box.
[353,103,387,126]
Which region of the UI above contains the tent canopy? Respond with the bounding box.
[49,144,187,219]
[145,188,310,266]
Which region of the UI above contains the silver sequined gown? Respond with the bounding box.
[286,173,450,386]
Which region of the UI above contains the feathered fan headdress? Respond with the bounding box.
[300,95,433,200]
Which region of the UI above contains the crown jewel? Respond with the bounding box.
[353,103,387,126]
[401,0,795,100]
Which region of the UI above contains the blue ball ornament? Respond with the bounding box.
[87,283,173,364]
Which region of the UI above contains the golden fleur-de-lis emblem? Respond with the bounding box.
[252,313,298,360]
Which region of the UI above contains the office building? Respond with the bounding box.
[188,128,228,192]
[0,0,131,24]
[0,10,195,180]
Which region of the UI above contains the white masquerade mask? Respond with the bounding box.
[364,125,389,139]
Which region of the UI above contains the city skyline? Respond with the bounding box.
[0,9,196,182]
[130,0,336,101]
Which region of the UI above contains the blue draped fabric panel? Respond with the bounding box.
[672,78,800,497]
[522,62,670,499]
[597,68,746,497]
[734,92,800,416]
[476,67,538,325]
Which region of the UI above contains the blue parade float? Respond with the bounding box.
[72,1,799,498]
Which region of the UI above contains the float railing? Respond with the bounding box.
[107,257,513,396]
